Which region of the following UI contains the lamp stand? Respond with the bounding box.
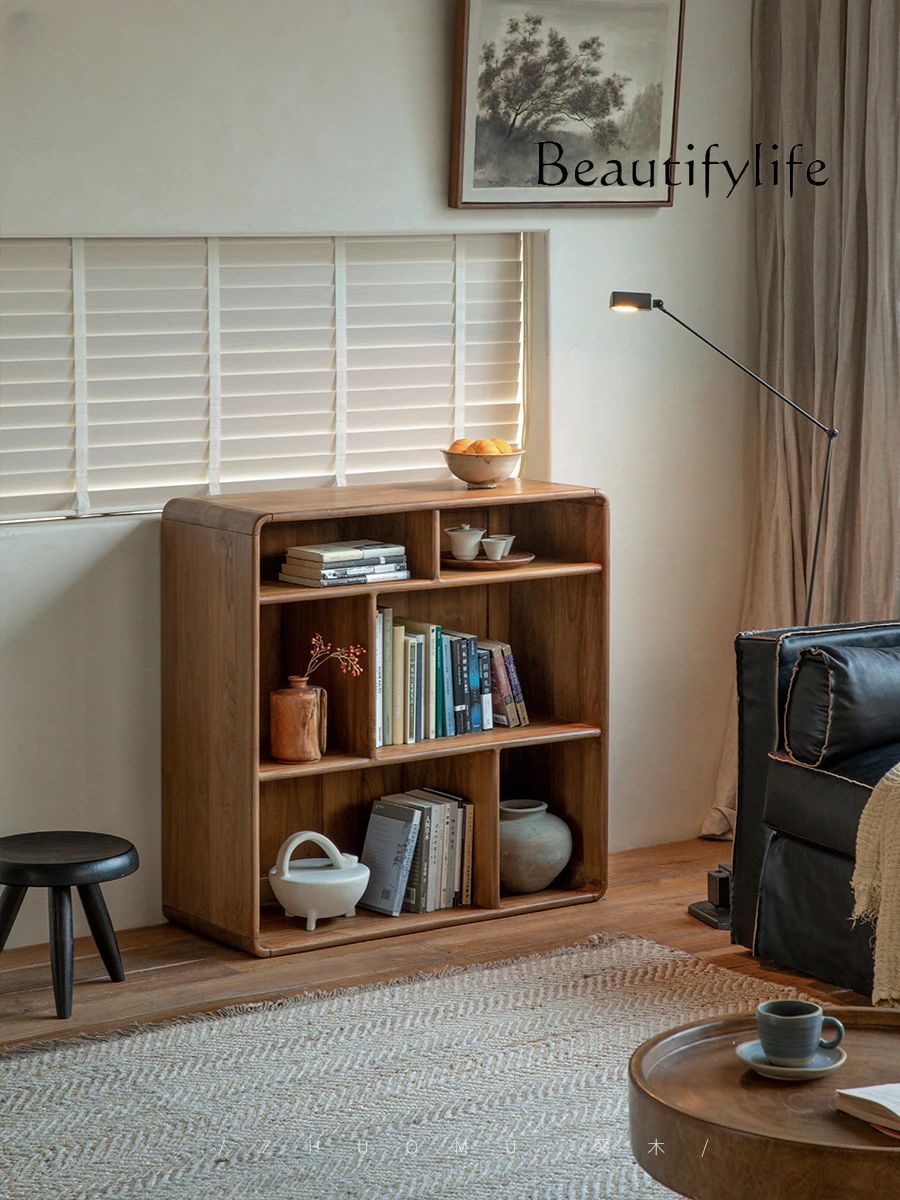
[653,299,839,626]
[638,298,839,930]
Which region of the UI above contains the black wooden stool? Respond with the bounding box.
[0,831,139,1018]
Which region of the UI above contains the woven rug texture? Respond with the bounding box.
[0,934,805,1200]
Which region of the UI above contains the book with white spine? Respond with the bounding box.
[391,622,405,746]
[282,559,408,578]
[420,787,465,904]
[408,788,459,908]
[375,608,383,748]
[404,635,416,745]
[278,570,411,588]
[386,793,442,913]
[381,607,393,747]
[478,647,494,730]
[285,539,406,563]
[441,635,456,737]
[401,619,439,740]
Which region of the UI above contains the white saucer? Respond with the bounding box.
[736,1039,847,1080]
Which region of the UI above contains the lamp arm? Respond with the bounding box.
[653,299,838,626]
[654,301,838,439]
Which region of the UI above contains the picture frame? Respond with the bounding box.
[449,0,687,208]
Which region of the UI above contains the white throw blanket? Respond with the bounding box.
[852,762,900,1007]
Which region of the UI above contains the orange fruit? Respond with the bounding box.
[447,438,473,453]
[490,437,514,454]
[467,439,500,454]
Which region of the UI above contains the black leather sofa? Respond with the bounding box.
[731,620,900,995]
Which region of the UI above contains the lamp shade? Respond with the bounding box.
[609,291,654,311]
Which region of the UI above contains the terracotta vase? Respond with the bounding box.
[270,676,327,762]
[499,799,572,893]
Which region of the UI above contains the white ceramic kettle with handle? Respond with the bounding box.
[269,832,370,931]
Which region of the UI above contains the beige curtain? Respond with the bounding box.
[702,0,900,839]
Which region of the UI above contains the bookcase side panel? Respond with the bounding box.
[495,498,608,892]
[258,604,283,746]
[161,519,260,945]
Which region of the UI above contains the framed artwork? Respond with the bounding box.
[450,0,686,208]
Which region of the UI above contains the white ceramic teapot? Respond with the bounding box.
[269,832,370,931]
[444,522,486,560]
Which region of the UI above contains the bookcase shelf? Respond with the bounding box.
[258,717,601,780]
[162,480,609,958]
[371,718,601,763]
[258,559,603,603]
[257,886,602,956]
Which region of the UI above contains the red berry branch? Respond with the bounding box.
[303,633,366,678]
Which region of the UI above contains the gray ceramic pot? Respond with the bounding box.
[499,799,572,893]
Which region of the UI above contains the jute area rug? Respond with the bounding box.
[1,934,805,1200]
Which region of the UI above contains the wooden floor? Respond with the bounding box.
[0,839,867,1051]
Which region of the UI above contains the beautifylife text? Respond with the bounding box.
[536,143,829,197]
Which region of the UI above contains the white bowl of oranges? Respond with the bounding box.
[441,438,524,489]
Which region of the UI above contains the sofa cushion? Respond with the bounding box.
[784,645,900,766]
[764,742,900,857]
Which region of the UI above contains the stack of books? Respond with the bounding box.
[278,539,410,588]
[358,788,474,916]
[374,608,529,748]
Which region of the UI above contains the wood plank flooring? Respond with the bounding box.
[0,839,867,1051]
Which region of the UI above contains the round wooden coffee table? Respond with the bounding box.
[629,1008,900,1200]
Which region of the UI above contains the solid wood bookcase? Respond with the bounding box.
[161,479,609,956]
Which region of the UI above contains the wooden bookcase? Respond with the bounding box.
[161,479,609,957]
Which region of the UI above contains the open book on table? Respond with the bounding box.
[835,1084,900,1133]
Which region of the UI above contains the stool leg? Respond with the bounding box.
[77,884,125,983]
[0,885,28,952]
[48,886,74,1018]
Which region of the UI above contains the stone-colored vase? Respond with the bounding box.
[499,799,572,893]
[270,676,327,762]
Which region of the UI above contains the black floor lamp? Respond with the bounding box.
[610,291,839,927]
[610,292,838,628]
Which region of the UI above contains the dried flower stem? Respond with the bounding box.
[303,633,366,678]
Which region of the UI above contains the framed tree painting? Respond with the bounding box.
[450,0,686,208]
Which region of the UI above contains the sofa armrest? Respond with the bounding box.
[731,620,900,949]
[784,645,900,765]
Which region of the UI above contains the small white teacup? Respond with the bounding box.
[481,536,507,561]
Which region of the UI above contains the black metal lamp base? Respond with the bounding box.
[687,899,731,929]
[687,862,732,930]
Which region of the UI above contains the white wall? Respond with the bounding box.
[0,0,756,947]
[0,516,162,946]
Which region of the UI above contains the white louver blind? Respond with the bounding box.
[218,238,336,492]
[84,239,210,511]
[345,234,523,485]
[0,234,525,521]
[0,240,76,519]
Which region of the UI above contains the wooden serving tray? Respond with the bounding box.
[440,550,535,571]
[628,1007,900,1200]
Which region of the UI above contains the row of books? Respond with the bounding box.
[358,788,473,916]
[374,607,530,747]
[277,539,411,589]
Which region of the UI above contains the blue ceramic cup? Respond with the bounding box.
[756,1000,845,1067]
